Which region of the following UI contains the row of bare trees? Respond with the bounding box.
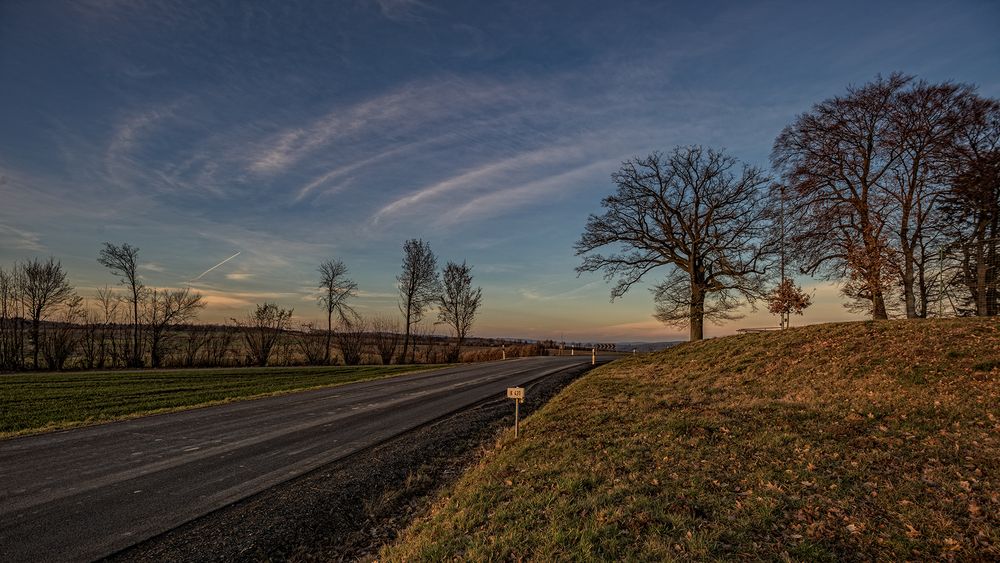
[2,259,205,370]
[774,73,999,319]
[0,244,206,371]
[289,239,483,367]
[0,237,489,371]
[0,258,78,370]
[396,239,484,363]
[577,73,999,339]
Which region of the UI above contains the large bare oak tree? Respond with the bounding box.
[576,146,774,341]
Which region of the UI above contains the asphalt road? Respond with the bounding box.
[0,356,593,562]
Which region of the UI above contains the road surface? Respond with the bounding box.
[0,356,593,562]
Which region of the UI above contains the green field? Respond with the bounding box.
[383,319,1000,561]
[0,364,440,437]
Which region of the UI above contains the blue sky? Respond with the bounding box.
[1,0,998,341]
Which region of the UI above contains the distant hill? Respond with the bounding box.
[383,318,1000,560]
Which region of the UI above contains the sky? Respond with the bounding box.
[1,0,998,342]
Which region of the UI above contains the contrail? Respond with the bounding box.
[190,251,241,282]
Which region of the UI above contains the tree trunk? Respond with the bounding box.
[150,337,161,368]
[872,288,889,320]
[977,240,988,316]
[325,309,332,365]
[990,238,999,316]
[689,285,705,341]
[132,289,141,368]
[31,318,40,369]
[902,251,917,318]
[916,261,929,318]
[400,307,412,364]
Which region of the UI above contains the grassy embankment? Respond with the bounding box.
[0,364,440,438]
[384,319,1000,561]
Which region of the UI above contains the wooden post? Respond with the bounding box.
[507,387,525,438]
[514,399,520,437]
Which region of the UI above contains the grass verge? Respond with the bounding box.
[0,364,440,438]
[382,319,1000,561]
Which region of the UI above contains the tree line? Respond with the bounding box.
[0,238,485,371]
[576,73,999,340]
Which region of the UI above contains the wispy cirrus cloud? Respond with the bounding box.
[246,77,518,178]
[436,159,616,229]
[370,143,593,226]
[104,101,185,186]
[0,223,46,253]
[371,0,437,22]
[293,135,452,202]
[518,281,602,302]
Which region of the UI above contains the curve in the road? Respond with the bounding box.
[0,356,591,563]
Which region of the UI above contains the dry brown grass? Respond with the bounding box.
[381,318,1000,561]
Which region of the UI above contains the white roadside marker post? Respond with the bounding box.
[502,343,506,360]
[592,347,596,365]
[507,387,525,437]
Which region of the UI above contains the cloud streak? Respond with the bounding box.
[370,143,594,226]
[0,223,45,252]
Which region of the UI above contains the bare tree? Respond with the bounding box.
[203,327,235,367]
[886,80,975,317]
[335,317,368,366]
[41,296,84,371]
[18,258,77,368]
[98,242,145,367]
[179,324,212,368]
[78,307,105,370]
[397,239,441,362]
[943,94,1000,316]
[576,147,774,341]
[145,288,204,368]
[773,74,911,320]
[234,302,292,367]
[437,261,483,361]
[0,266,27,371]
[317,259,358,364]
[95,286,123,368]
[369,314,401,365]
[294,322,329,365]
